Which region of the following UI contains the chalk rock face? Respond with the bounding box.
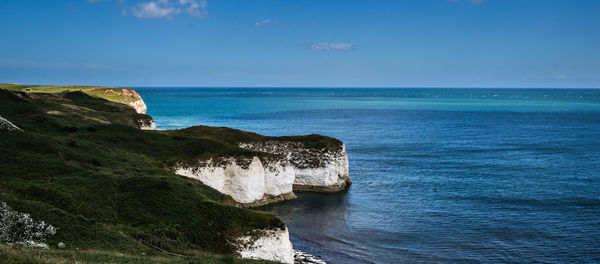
[137,118,156,130]
[262,158,296,197]
[235,227,294,264]
[173,154,299,205]
[239,141,351,192]
[126,89,148,114]
[0,115,22,132]
[174,156,267,204]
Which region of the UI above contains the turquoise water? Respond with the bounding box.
[137,88,600,263]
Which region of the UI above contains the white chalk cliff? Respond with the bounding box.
[240,141,351,192]
[137,117,156,130]
[128,94,147,114]
[173,139,350,205]
[112,88,155,130]
[234,227,294,264]
[120,88,155,130]
[174,155,296,205]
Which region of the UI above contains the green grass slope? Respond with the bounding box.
[0,83,143,106]
[0,244,276,264]
[167,125,344,151]
[0,89,282,263]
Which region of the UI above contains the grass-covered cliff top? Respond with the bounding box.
[168,125,344,151]
[0,88,281,263]
[0,83,143,106]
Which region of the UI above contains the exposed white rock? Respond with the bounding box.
[139,119,157,130]
[127,89,148,114]
[294,250,327,264]
[174,155,300,205]
[292,144,349,191]
[129,98,147,114]
[263,159,296,197]
[235,227,294,264]
[0,115,22,132]
[174,139,349,205]
[239,141,351,192]
[226,156,265,204]
[174,156,270,204]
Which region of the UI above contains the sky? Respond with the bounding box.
[1,0,599,88]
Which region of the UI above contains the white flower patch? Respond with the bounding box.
[0,202,57,249]
[0,115,22,132]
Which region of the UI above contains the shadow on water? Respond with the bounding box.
[258,188,376,264]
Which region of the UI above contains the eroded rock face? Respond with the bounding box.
[235,227,294,264]
[173,156,296,205]
[262,158,296,197]
[174,156,264,204]
[173,138,350,205]
[129,96,147,114]
[137,118,156,130]
[115,88,147,114]
[239,141,351,192]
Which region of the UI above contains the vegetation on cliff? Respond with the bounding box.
[167,125,344,152]
[0,83,144,108]
[0,88,281,263]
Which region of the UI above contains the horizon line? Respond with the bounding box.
[122,86,600,89]
[3,82,599,89]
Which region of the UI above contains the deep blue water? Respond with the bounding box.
[136,88,600,264]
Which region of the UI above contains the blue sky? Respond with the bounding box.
[1,0,599,88]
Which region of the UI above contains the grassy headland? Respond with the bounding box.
[167,125,344,151]
[0,87,282,263]
[0,83,144,107]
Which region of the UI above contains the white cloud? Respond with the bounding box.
[132,0,179,19]
[179,0,207,18]
[309,42,354,51]
[131,0,207,20]
[255,19,272,27]
[254,19,287,28]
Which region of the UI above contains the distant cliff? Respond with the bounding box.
[0,84,156,130]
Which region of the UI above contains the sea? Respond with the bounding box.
[135,88,600,264]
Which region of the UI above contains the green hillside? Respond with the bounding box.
[0,88,281,264]
[0,83,143,106]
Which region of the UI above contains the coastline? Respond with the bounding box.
[0,84,353,264]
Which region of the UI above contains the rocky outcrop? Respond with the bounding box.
[127,89,155,129]
[234,227,294,264]
[0,115,22,132]
[173,138,350,206]
[137,117,156,130]
[294,250,327,264]
[239,141,351,192]
[83,87,148,114]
